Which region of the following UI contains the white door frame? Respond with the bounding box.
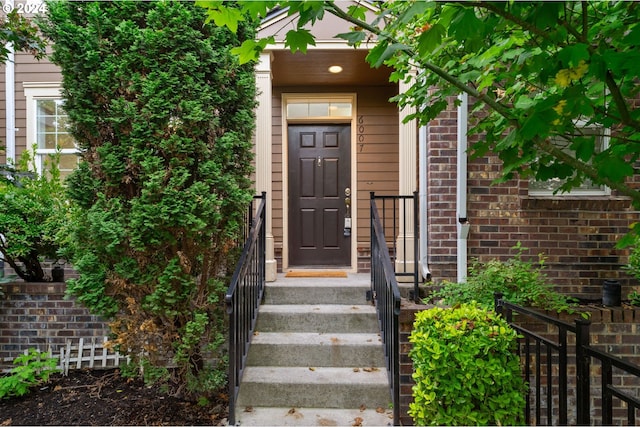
[281,93,358,272]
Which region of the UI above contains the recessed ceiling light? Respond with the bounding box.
[328,65,343,74]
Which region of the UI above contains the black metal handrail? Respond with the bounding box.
[369,192,420,301]
[225,192,266,426]
[495,294,640,425]
[370,195,402,426]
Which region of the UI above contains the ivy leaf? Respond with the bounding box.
[284,29,316,54]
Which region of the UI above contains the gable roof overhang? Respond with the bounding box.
[258,1,394,87]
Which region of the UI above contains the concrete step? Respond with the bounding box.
[236,366,392,409]
[263,282,369,305]
[235,406,394,426]
[246,332,385,367]
[255,304,379,334]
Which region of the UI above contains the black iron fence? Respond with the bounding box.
[495,294,640,425]
[225,192,266,426]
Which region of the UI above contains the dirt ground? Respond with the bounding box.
[0,369,228,426]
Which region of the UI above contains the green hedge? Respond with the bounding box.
[409,303,526,426]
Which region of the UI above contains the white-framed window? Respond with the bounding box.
[23,83,78,180]
[529,124,611,196]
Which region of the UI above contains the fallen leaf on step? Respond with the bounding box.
[363,367,380,372]
[244,406,253,413]
[353,368,360,372]
[1,419,12,426]
[253,331,259,336]
[352,416,363,426]
[376,407,385,414]
[309,367,316,371]
[287,408,304,419]
[359,404,367,412]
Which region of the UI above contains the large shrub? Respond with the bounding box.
[432,244,575,312]
[409,303,526,426]
[39,0,257,397]
[0,149,67,282]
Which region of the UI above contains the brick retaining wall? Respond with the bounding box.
[399,301,640,425]
[0,281,109,369]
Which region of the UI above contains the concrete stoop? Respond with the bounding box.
[234,274,394,426]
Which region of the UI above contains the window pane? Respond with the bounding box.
[36,99,74,150]
[529,127,608,195]
[57,134,75,149]
[37,99,56,115]
[308,102,329,117]
[329,103,351,116]
[287,103,308,118]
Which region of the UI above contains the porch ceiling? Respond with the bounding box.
[271,49,394,87]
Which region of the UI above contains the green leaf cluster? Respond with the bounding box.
[39,0,257,397]
[409,303,526,426]
[0,8,47,62]
[432,244,576,313]
[201,1,640,210]
[0,147,68,282]
[0,349,59,399]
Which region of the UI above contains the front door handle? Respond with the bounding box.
[344,188,352,237]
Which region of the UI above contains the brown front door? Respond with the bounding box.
[288,124,351,266]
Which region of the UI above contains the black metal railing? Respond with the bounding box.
[370,195,401,426]
[226,192,266,426]
[581,339,640,425]
[369,192,420,301]
[495,294,640,425]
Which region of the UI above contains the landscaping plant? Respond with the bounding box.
[0,349,59,399]
[0,148,68,282]
[409,303,526,426]
[624,234,640,306]
[40,1,257,398]
[432,244,576,313]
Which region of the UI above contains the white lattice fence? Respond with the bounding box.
[2,337,128,375]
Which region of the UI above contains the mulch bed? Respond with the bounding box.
[0,369,228,426]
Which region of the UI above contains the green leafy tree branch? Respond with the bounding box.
[199,1,640,218]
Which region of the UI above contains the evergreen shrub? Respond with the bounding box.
[40,0,257,398]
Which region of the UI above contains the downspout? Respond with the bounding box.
[419,124,431,280]
[457,93,470,283]
[2,20,15,279]
[5,18,15,163]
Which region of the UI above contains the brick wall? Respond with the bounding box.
[0,281,109,369]
[400,303,640,426]
[426,102,640,300]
